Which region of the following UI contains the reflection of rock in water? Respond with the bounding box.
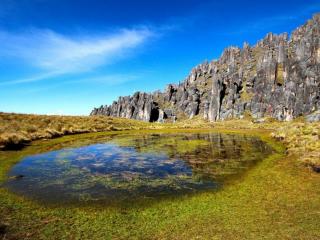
[5,132,273,205]
[111,133,272,181]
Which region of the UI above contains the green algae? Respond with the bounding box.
[5,131,273,205]
[0,129,319,239]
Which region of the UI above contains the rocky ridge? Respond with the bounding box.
[91,14,320,122]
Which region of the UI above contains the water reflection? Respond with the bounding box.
[6,132,273,204]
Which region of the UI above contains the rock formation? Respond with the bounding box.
[91,14,320,122]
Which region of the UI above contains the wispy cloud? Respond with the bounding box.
[0,71,63,86]
[65,73,140,86]
[0,27,154,84]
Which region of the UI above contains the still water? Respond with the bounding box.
[6,132,273,205]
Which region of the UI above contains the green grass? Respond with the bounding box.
[1,112,319,169]
[1,129,319,239]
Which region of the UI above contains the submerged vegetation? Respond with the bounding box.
[0,128,319,239]
[5,132,272,205]
[0,112,319,170]
[0,112,319,239]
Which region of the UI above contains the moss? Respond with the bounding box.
[0,113,319,238]
[240,81,254,102]
[276,63,284,85]
[252,46,264,60]
[0,128,319,239]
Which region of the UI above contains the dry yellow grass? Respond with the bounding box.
[168,116,320,170]
[210,118,320,171]
[0,113,319,239]
[271,121,320,171]
[1,112,319,171]
[0,112,217,149]
[0,112,152,149]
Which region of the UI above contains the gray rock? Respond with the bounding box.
[305,110,320,122]
[91,14,320,123]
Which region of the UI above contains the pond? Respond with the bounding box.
[5,132,274,205]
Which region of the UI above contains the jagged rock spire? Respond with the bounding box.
[91,13,320,122]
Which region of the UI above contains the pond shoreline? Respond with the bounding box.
[1,128,319,239]
[1,112,319,173]
[5,130,276,207]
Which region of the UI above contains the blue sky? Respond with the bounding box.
[0,0,319,115]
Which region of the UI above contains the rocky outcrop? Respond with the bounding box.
[91,14,320,122]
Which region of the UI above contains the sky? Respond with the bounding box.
[0,0,319,115]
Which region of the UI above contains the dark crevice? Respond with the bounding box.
[0,224,7,237]
[150,108,160,122]
[130,106,135,118]
[219,82,227,106]
[195,104,200,115]
[236,82,243,95]
[1,141,30,150]
[219,82,227,116]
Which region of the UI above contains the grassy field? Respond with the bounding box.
[212,119,320,171]
[0,128,319,239]
[1,112,319,169]
[0,113,319,239]
[0,112,214,150]
[0,112,153,149]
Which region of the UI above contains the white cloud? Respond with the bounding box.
[0,27,154,84]
[0,71,63,85]
[65,73,140,86]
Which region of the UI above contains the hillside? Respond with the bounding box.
[91,14,320,123]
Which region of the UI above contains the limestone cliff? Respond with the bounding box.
[91,14,320,122]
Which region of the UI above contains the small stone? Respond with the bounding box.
[252,118,266,123]
[9,174,24,180]
[312,165,320,173]
[305,111,320,123]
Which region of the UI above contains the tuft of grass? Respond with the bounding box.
[1,112,319,171]
[0,111,319,239]
[272,121,320,170]
[276,63,284,85]
[240,80,254,102]
[0,113,152,149]
[0,129,319,239]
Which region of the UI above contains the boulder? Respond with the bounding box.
[305,110,320,122]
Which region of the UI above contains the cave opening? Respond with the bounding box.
[150,108,160,122]
[219,82,227,109]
